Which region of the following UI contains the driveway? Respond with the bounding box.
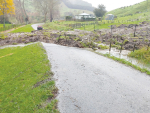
[42,42,150,113]
[31,23,44,30]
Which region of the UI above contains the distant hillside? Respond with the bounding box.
[107,0,150,17]
[62,0,95,11]
[13,0,94,22]
[68,0,92,7]
[59,2,94,17]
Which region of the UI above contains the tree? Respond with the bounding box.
[34,0,49,22]
[34,0,60,22]
[0,0,15,27]
[93,4,107,18]
[48,0,60,22]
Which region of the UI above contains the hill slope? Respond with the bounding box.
[62,0,95,11]
[59,2,94,17]
[108,0,150,17]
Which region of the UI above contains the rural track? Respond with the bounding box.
[42,42,150,113]
[31,23,44,30]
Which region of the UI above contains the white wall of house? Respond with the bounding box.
[75,13,91,19]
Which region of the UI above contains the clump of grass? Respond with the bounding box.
[0,43,58,112]
[0,33,7,39]
[128,47,150,64]
[74,37,81,41]
[98,45,109,49]
[80,41,97,48]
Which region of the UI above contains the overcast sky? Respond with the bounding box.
[83,0,145,11]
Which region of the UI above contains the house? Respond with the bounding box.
[75,13,95,20]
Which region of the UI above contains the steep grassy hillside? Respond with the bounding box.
[108,0,150,17]
[59,2,93,17]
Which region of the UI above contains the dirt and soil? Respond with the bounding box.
[1,21,150,51]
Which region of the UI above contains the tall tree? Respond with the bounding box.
[93,4,107,18]
[34,0,60,22]
[34,0,49,22]
[0,0,15,27]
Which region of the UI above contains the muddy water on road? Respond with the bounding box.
[43,42,150,113]
[96,48,150,71]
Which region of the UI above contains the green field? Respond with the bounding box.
[43,22,72,31]
[10,24,34,33]
[108,0,150,17]
[44,19,146,31]
[0,43,58,113]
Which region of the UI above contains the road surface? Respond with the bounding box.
[31,23,44,30]
[42,42,150,113]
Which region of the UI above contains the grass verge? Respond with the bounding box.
[95,52,150,75]
[43,22,72,31]
[0,43,58,113]
[10,24,34,33]
[128,47,150,64]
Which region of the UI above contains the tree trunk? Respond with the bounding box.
[3,10,5,28]
[50,12,53,22]
[44,13,47,22]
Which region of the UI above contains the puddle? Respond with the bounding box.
[0,42,38,49]
[96,48,150,71]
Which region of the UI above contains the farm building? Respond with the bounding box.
[75,13,95,21]
[105,14,114,20]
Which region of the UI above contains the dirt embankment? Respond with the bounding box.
[1,21,150,50]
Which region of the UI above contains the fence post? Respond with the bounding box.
[109,42,112,52]
[133,44,136,52]
[111,25,112,36]
[147,43,150,50]
[120,44,123,53]
[134,25,137,37]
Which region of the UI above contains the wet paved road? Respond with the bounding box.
[42,42,150,113]
[31,23,44,30]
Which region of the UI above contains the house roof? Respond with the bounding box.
[107,14,114,15]
[79,13,90,16]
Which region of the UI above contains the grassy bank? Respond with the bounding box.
[0,43,58,113]
[10,24,34,33]
[95,52,150,75]
[128,47,150,64]
[44,19,145,31]
[43,22,72,31]
[78,20,143,31]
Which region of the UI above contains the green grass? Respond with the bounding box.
[98,45,109,50]
[128,47,150,64]
[108,0,150,17]
[96,52,150,75]
[78,20,144,31]
[44,19,145,31]
[0,43,58,113]
[0,33,7,39]
[43,22,72,31]
[10,24,34,33]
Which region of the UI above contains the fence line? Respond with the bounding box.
[0,24,23,32]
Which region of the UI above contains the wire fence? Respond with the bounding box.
[0,24,22,32]
[64,18,150,31]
